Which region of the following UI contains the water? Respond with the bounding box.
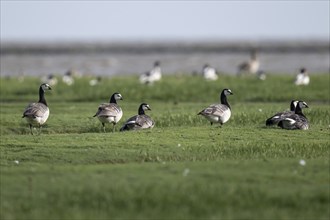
[1,41,329,77]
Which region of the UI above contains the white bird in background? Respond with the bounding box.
[89,76,102,86]
[237,50,260,76]
[62,69,75,86]
[139,61,162,85]
[294,68,310,86]
[202,64,218,81]
[41,74,58,86]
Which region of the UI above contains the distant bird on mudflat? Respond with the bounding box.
[278,101,309,130]
[202,64,218,81]
[62,69,75,86]
[22,83,52,135]
[139,61,162,85]
[93,92,123,132]
[294,68,310,86]
[265,100,298,126]
[237,50,260,76]
[120,103,155,131]
[41,74,58,86]
[198,88,233,126]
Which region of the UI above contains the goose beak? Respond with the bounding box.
[49,86,52,90]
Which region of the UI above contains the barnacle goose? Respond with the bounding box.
[278,101,309,130]
[202,64,218,81]
[237,50,260,75]
[295,68,310,86]
[139,61,162,85]
[22,83,52,135]
[120,103,155,131]
[265,100,298,126]
[198,88,233,126]
[93,92,123,132]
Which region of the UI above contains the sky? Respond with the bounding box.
[1,1,329,42]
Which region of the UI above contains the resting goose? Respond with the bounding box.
[198,88,233,126]
[120,103,155,131]
[266,100,298,126]
[93,92,123,132]
[22,83,52,135]
[278,101,309,130]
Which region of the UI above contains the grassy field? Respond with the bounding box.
[0,74,329,220]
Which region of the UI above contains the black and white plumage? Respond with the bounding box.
[294,68,310,86]
[202,64,218,81]
[93,92,123,132]
[120,103,155,131]
[22,83,52,135]
[278,101,309,130]
[265,100,298,126]
[139,61,162,85]
[198,88,233,126]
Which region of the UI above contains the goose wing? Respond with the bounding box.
[279,114,309,130]
[135,115,155,129]
[94,103,121,117]
[199,104,229,117]
[23,103,48,118]
[266,110,294,125]
[121,115,154,130]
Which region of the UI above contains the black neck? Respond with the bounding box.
[290,101,296,111]
[220,92,230,109]
[110,95,117,104]
[38,86,47,106]
[138,106,145,115]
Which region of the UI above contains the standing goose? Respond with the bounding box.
[237,50,260,76]
[278,101,309,130]
[120,103,155,131]
[265,100,298,126]
[93,92,123,132]
[198,88,233,126]
[22,83,52,135]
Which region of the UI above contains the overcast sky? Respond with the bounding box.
[1,1,329,42]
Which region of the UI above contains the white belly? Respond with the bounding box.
[98,111,123,124]
[220,110,231,124]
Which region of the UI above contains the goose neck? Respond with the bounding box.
[220,92,231,109]
[38,86,48,106]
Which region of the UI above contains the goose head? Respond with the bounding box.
[41,83,52,91]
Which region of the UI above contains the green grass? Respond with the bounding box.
[0,74,329,220]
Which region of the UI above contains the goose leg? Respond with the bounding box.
[29,124,34,135]
[102,123,106,133]
[112,123,116,132]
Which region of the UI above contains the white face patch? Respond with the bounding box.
[142,105,150,111]
[224,89,232,96]
[41,83,51,90]
[115,94,122,100]
[299,101,308,109]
